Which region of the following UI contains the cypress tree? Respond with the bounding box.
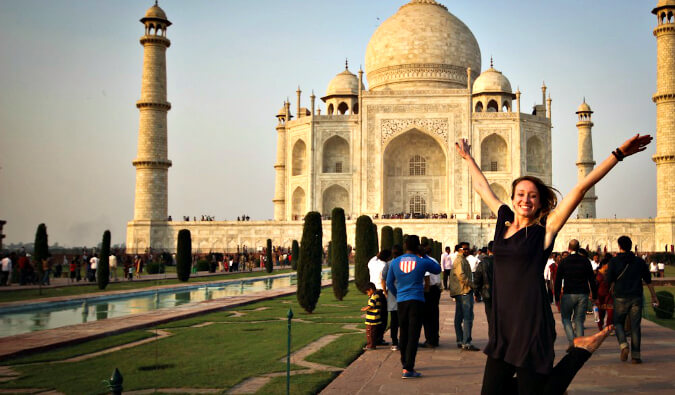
[297,212,323,313]
[393,227,403,249]
[176,229,192,282]
[330,207,349,300]
[371,223,379,256]
[265,239,273,273]
[33,223,49,280]
[97,230,111,290]
[381,226,393,253]
[355,215,375,293]
[291,239,299,270]
[327,241,332,266]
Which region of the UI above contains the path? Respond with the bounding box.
[322,295,675,394]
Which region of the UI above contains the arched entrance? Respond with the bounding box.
[322,185,349,216]
[383,129,446,216]
[291,187,306,220]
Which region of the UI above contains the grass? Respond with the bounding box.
[0,269,294,303]
[305,332,365,368]
[0,283,369,394]
[643,285,675,331]
[255,371,338,395]
[2,330,156,365]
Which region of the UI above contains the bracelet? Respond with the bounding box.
[612,148,624,161]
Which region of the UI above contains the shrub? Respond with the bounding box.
[371,223,379,255]
[291,240,299,271]
[355,215,375,293]
[393,227,403,249]
[97,230,111,290]
[331,207,349,301]
[381,226,393,253]
[33,223,49,279]
[266,239,273,273]
[145,261,165,274]
[655,290,674,319]
[176,229,192,281]
[297,212,323,313]
[195,259,210,272]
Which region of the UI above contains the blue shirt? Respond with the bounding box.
[386,253,441,303]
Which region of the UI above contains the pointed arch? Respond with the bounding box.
[481,134,509,172]
[475,101,484,113]
[323,136,349,173]
[292,139,306,176]
[291,187,306,220]
[327,103,334,115]
[337,102,349,115]
[322,185,349,215]
[526,136,545,173]
[487,100,499,112]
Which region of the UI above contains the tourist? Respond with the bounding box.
[441,246,452,290]
[544,253,556,303]
[473,241,494,338]
[41,256,51,285]
[0,253,11,286]
[657,261,665,278]
[368,249,389,345]
[134,255,142,279]
[554,239,598,352]
[421,239,441,348]
[109,252,118,281]
[381,244,403,351]
[89,254,99,282]
[594,255,614,331]
[69,257,77,283]
[650,260,658,278]
[449,241,479,351]
[361,282,382,351]
[455,133,652,393]
[607,235,659,364]
[386,235,441,379]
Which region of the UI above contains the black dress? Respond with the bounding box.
[484,205,557,375]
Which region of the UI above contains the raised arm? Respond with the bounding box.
[546,134,652,240]
[455,138,503,216]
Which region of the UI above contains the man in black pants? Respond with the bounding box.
[422,240,442,348]
[473,241,494,338]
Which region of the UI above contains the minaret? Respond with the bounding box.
[132,2,172,222]
[273,101,290,220]
[575,99,597,219]
[652,1,675,249]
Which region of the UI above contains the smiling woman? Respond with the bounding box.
[455,133,653,394]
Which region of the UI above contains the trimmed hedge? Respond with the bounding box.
[331,207,349,301]
[297,212,323,313]
[176,229,192,282]
[655,290,674,319]
[97,230,111,290]
[355,215,375,293]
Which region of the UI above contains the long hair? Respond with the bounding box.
[510,176,559,224]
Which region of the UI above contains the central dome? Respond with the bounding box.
[365,0,481,91]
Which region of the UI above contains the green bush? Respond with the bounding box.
[291,240,299,271]
[655,290,674,319]
[196,259,210,272]
[331,207,349,301]
[145,261,165,274]
[33,223,49,279]
[97,230,111,290]
[355,215,375,293]
[393,227,403,249]
[381,226,393,253]
[297,212,323,313]
[176,229,192,281]
[266,239,273,273]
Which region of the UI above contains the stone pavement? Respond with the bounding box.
[322,295,675,394]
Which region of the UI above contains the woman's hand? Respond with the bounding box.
[455,138,472,161]
[618,134,653,157]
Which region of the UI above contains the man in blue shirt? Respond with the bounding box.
[387,235,441,379]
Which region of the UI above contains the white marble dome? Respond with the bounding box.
[473,67,512,94]
[365,0,481,91]
[325,68,359,97]
[576,100,592,113]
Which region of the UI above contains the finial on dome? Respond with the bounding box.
[154,0,158,6]
[345,58,349,70]
[490,56,494,69]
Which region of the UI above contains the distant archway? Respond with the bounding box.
[338,102,349,115]
[322,185,349,216]
[323,136,349,173]
[487,100,499,112]
[481,134,509,172]
[292,139,306,176]
[526,136,544,173]
[291,187,306,219]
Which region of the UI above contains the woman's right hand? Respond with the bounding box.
[455,138,472,161]
[618,133,653,157]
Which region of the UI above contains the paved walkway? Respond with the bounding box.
[322,295,675,394]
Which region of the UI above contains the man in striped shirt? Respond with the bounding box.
[361,282,381,350]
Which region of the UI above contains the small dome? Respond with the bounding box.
[141,3,171,25]
[324,68,359,98]
[653,0,675,14]
[365,0,481,90]
[473,67,512,94]
[276,105,287,117]
[576,100,592,113]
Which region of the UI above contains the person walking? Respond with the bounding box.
[381,244,403,351]
[386,235,441,379]
[473,241,495,338]
[554,239,598,352]
[455,133,650,393]
[421,239,442,348]
[607,235,659,364]
[441,246,453,290]
[449,241,479,351]
[595,256,614,331]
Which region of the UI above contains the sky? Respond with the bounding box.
[0,0,660,247]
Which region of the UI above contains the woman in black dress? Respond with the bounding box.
[455,133,652,394]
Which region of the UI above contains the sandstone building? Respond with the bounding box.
[127,0,675,254]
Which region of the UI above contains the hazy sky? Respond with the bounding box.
[0,0,660,247]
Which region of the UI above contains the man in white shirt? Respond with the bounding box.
[466,249,479,276]
[109,253,118,281]
[89,255,99,282]
[544,255,555,303]
[368,250,390,345]
[1,254,12,286]
[441,246,452,290]
[591,253,600,272]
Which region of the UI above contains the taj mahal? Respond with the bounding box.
[126,0,675,254]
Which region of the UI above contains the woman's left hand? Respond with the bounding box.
[619,134,653,157]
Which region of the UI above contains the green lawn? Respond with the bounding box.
[255,371,338,395]
[0,283,368,394]
[1,269,293,303]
